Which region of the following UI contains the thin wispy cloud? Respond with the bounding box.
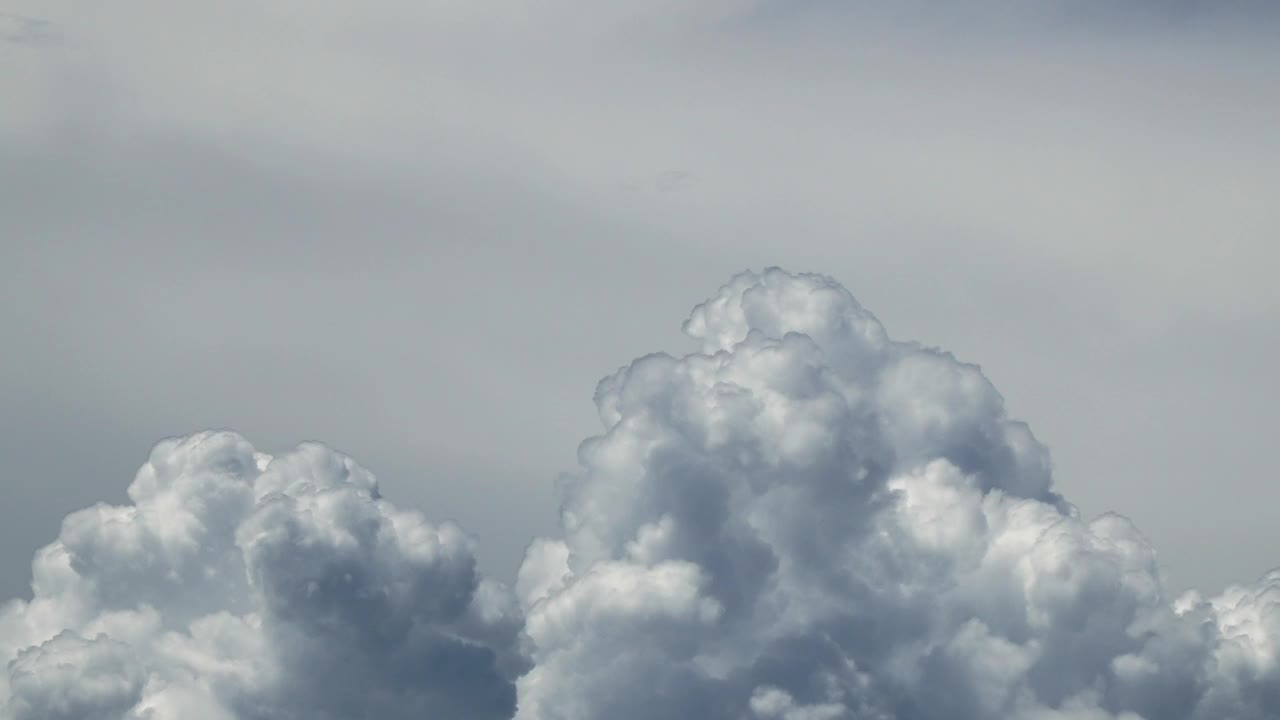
[0,12,55,45]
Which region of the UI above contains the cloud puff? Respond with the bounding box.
[516,268,1280,720]
[0,432,523,719]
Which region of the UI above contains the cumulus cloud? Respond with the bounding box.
[3,268,1278,720]
[516,268,1280,720]
[0,433,523,719]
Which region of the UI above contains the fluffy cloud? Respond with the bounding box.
[3,268,1277,720]
[516,268,1280,720]
[0,433,523,719]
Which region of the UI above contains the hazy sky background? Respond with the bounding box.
[2,0,1277,603]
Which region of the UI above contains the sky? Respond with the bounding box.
[1,3,1279,716]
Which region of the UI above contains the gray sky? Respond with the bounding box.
[2,0,1278,604]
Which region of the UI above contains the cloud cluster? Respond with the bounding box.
[3,268,1277,719]
[515,269,1280,720]
[0,433,523,719]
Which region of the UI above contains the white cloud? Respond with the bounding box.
[2,269,1277,719]
[516,268,1280,719]
[0,432,523,719]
